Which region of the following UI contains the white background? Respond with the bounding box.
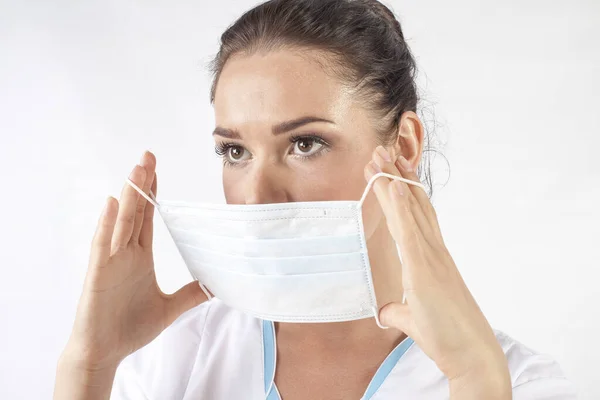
[0,0,598,398]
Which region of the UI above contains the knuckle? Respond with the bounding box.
[135,202,146,216]
[143,210,154,221]
[119,213,136,225]
[112,242,128,253]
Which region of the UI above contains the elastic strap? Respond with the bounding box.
[199,282,213,301]
[127,172,424,212]
[372,306,389,329]
[125,179,214,300]
[358,172,426,208]
[126,178,159,208]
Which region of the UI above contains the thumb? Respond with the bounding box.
[165,281,209,324]
[379,302,413,336]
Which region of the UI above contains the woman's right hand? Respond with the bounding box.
[57,152,208,386]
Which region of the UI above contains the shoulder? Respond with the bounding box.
[112,299,263,399]
[495,330,577,398]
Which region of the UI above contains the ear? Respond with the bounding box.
[389,111,424,170]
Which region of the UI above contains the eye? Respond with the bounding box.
[228,146,248,161]
[290,136,326,157]
[215,142,251,165]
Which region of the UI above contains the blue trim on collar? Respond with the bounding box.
[263,320,279,399]
[361,336,414,399]
[262,319,413,400]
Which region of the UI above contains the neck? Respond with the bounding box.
[276,223,405,350]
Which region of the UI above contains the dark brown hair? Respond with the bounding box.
[209,0,434,194]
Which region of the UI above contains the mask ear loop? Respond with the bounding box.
[126,178,159,208]
[358,172,427,209]
[360,172,425,329]
[372,307,389,330]
[125,178,214,301]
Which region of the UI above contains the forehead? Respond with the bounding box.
[213,50,356,126]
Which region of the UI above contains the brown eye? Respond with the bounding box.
[292,137,324,157]
[229,146,244,160]
[222,145,250,164]
[297,139,313,153]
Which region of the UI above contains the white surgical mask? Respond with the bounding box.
[127,172,425,326]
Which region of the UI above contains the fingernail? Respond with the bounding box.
[376,146,392,162]
[140,151,149,164]
[397,156,413,172]
[393,180,404,196]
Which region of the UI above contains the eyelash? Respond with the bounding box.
[214,134,330,167]
[289,134,329,159]
[214,141,239,167]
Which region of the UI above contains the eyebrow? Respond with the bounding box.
[212,116,334,139]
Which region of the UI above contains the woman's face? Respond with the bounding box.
[212,49,387,237]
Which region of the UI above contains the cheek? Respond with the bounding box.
[222,171,245,205]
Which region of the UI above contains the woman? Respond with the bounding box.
[54,0,576,399]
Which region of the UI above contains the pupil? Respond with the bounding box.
[298,139,313,152]
[230,147,242,159]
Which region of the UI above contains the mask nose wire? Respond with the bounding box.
[126,178,159,208]
[358,172,427,209]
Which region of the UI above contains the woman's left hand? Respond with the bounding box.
[365,146,512,399]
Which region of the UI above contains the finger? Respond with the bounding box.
[139,171,157,249]
[131,151,156,244]
[363,146,397,217]
[371,146,395,207]
[111,165,147,252]
[165,281,210,324]
[369,146,433,239]
[365,160,433,245]
[379,302,416,338]
[89,197,119,268]
[385,179,432,287]
[396,156,442,237]
[364,160,389,211]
